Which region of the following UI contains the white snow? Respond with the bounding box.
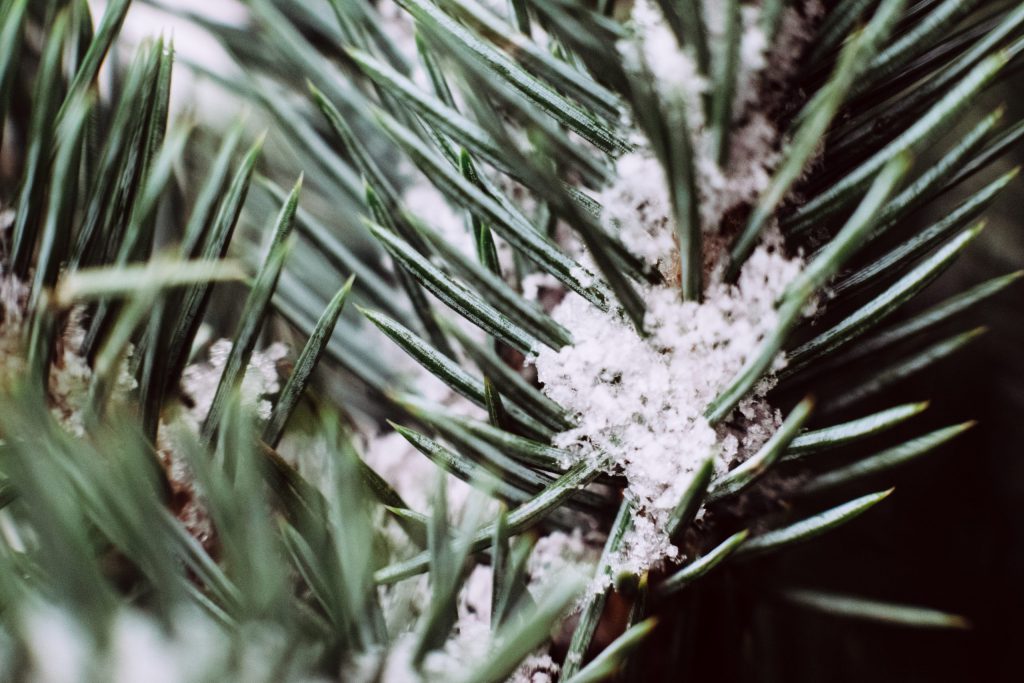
[534,1,824,573]
[606,0,820,260]
[21,605,90,683]
[0,273,136,435]
[179,338,288,423]
[536,244,802,571]
[527,529,602,598]
[18,604,327,683]
[601,150,679,275]
[157,339,289,547]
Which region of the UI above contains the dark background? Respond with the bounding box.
[686,76,1024,682]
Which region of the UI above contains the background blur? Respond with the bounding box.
[728,74,1024,682]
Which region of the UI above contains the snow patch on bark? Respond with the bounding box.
[0,272,136,435]
[604,0,822,280]
[536,245,802,570]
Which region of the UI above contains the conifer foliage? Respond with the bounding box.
[0,0,1020,680]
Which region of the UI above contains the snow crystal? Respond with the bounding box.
[535,245,803,571]
[606,0,822,255]
[508,655,560,683]
[179,338,288,422]
[739,6,770,73]
[601,151,678,275]
[695,111,783,233]
[556,4,824,573]
[350,559,571,683]
[521,272,562,303]
[0,272,136,435]
[527,529,601,598]
[159,339,290,547]
[626,0,707,115]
